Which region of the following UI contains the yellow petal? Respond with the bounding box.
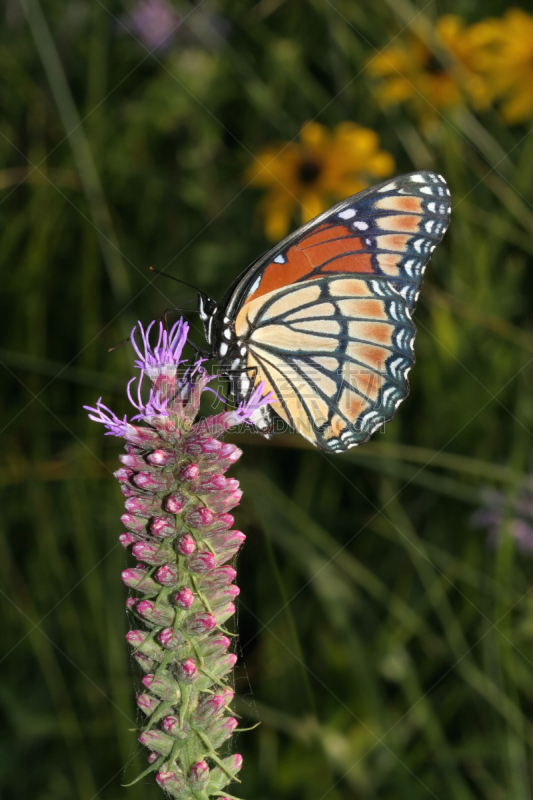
[261,193,294,241]
[299,122,329,150]
[300,191,326,223]
[500,89,533,124]
[366,151,395,178]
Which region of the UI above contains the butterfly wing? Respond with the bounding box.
[222,171,451,318]
[218,171,450,452]
[235,275,415,450]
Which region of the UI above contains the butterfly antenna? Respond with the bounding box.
[108,336,130,353]
[149,266,202,295]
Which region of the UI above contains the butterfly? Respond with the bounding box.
[198,171,450,453]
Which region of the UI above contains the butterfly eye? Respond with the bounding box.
[198,293,217,321]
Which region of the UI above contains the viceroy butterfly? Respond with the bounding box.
[198,171,451,453]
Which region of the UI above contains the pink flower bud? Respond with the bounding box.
[123,425,160,447]
[185,612,216,636]
[162,715,181,735]
[119,452,148,470]
[125,597,137,609]
[174,588,195,609]
[142,673,180,700]
[119,531,139,548]
[147,753,158,764]
[114,467,133,483]
[156,770,186,793]
[180,463,199,482]
[202,634,231,658]
[209,531,246,563]
[211,513,234,531]
[190,760,209,785]
[126,630,164,664]
[121,568,159,593]
[213,653,238,677]
[136,600,174,627]
[122,567,159,594]
[154,563,178,585]
[184,437,222,455]
[218,443,241,462]
[150,516,175,538]
[185,507,215,527]
[192,694,225,723]
[158,627,184,649]
[210,489,243,514]
[146,449,174,467]
[120,513,147,534]
[208,716,238,748]
[177,658,197,682]
[136,692,159,715]
[219,685,235,704]
[214,602,235,624]
[164,492,187,513]
[199,474,240,492]
[131,541,169,565]
[198,565,236,588]
[133,652,154,672]
[125,629,144,646]
[176,533,196,555]
[124,495,161,516]
[133,471,169,491]
[138,729,172,756]
[187,551,216,573]
[206,583,240,608]
[209,754,243,784]
[120,483,137,497]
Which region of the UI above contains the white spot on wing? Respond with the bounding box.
[274,254,286,264]
[420,186,433,195]
[246,274,261,298]
[339,208,356,219]
[219,342,228,356]
[353,221,369,230]
[377,182,397,193]
[410,174,426,183]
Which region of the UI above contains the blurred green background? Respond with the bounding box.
[2,0,533,798]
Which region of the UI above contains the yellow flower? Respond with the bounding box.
[367,15,492,124]
[470,9,533,124]
[245,122,395,241]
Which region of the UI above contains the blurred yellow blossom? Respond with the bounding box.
[367,15,492,125]
[471,9,533,124]
[245,122,395,241]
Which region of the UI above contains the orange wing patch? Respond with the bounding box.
[375,195,424,213]
[243,222,377,305]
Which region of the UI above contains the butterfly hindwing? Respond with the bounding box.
[235,275,416,450]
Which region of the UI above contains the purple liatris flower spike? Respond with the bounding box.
[85,318,274,798]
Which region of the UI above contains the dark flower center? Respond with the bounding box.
[425,53,447,75]
[298,158,322,185]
